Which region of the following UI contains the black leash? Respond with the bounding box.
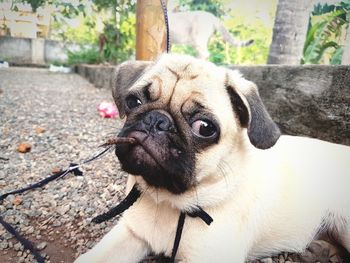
[92,184,141,223]
[160,0,170,53]
[171,212,186,261]
[170,207,213,262]
[0,146,111,202]
[0,163,81,202]
[0,215,45,263]
[0,145,114,263]
[93,183,213,262]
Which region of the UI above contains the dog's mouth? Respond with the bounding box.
[126,131,169,171]
[114,130,194,194]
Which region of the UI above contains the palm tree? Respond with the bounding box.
[268,0,314,64]
[342,24,350,64]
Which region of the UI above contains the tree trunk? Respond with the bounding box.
[268,0,314,64]
[341,24,350,65]
[136,0,167,61]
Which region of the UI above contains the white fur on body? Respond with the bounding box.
[76,54,350,262]
[76,135,350,262]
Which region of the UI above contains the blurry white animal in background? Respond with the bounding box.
[168,10,254,59]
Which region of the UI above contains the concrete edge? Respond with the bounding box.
[75,63,350,146]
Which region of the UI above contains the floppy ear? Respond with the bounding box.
[226,70,280,149]
[113,60,153,118]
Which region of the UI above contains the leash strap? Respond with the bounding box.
[160,0,170,53]
[0,146,112,201]
[0,145,113,263]
[0,163,82,201]
[93,183,213,263]
[187,206,213,225]
[92,184,141,223]
[0,215,45,263]
[170,212,186,262]
[170,207,213,262]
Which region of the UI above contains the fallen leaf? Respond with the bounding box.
[51,167,62,174]
[12,196,22,206]
[35,127,46,134]
[17,142,31,153]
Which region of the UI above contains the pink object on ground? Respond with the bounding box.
[97,102,118,118]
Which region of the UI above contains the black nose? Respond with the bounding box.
[143,110,176,133]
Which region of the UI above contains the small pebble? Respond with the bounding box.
[17,142,31,153]
[37,242,47,250]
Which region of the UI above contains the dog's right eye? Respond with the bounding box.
[126,95,142,109]
[191,119,217,138]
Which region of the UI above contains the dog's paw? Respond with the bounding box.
[301,240,341,263]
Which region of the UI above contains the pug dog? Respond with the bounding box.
[75,54,350,263]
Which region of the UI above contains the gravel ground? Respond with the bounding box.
[0,67,343,263]
[0,67,126,263]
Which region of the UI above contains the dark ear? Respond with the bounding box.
[226,71,280,149]
[113,60,153,118]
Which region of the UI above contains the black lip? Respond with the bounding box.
[126,131,169,172]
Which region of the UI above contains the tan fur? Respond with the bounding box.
[75,54,350,263]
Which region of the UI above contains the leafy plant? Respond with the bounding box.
[101,9,136,63]
[178,0,227,17]
[89,0,136,64]
[51,15,99,45]
[302,1,350,64]
[8,0,85,16]
[171,44,198,57]
[67,47,102,66]
[208,17,271,65]
[50,0,136,64]
[49,60,69,67]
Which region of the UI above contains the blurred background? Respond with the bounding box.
[0,0,349,67]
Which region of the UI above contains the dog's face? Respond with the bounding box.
[113,54,280,194]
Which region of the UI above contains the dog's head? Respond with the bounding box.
[113,54,280,194]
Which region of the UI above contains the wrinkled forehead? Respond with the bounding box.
[131,54,228,111]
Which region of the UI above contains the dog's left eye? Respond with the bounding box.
[126,95,142,109]
[191,119,217,138]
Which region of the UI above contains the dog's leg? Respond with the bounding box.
[340,226,350,257]
[301,226,350,263]
[75,222,150,263]
[301,240,338,263]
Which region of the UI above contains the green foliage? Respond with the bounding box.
[330,47,344,64]
[67,47,102,66]
[302,1,350,64]
[23,0,45,12]
[171,1,274,65]
[51,0,135,64]
[92,0,117,11]
[54,1,85,18]
[208,18,271,65]
[99,1,136,63]
[171,44,198,57]
[51,15,98,45]
[9,0,85,17]
[178,0,227,17]
[49,60,69,67]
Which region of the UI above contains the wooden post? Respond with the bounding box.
[136,0,167,61]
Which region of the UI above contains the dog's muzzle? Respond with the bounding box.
[114,109,194,194]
